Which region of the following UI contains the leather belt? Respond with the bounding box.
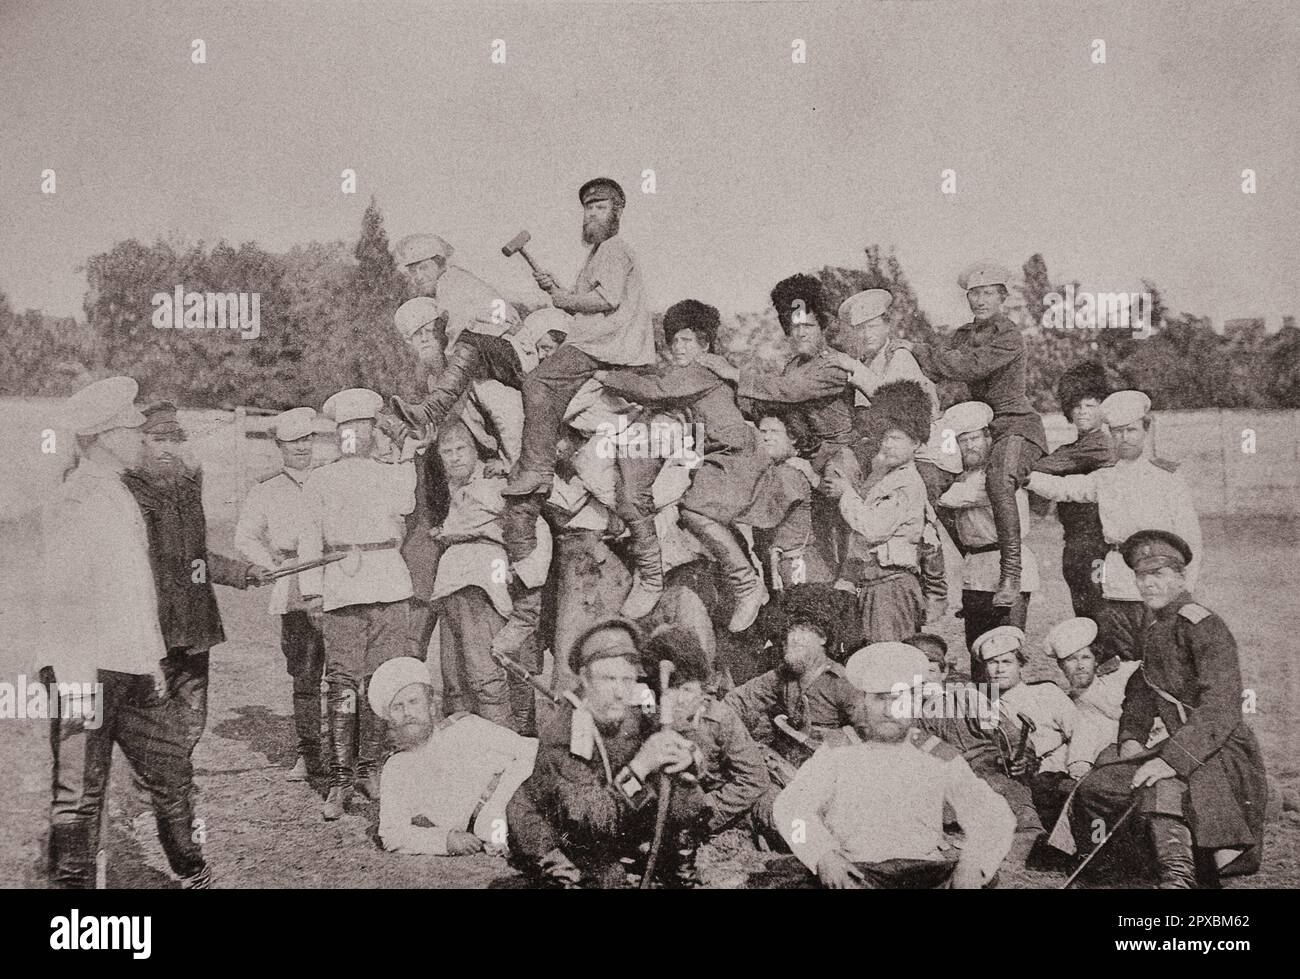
[965,542,1000,554]
[324,539,402,555]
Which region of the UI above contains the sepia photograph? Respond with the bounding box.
[0,0,1296,950]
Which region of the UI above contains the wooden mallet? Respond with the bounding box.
[501,230,542,273]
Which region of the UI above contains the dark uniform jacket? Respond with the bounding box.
[506,704,706,868]
[724,659,860,745]
[122,463,250,652]
[673,695,772,833]
[1032,427,1115,542]
[736,351,854,462]
[601,363,767,523]
[1120,593,1267,873]
[914,314,1047,452]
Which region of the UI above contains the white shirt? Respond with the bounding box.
[39,458,166,681]
[775,737,1015,881]
[939,471,1040,592]
[1027,456,1201,601]
[235,467,312,615]
[997,681,1077,775]
[298,456,417,611]
[379,713,537,854]
[1067,660,1140,773]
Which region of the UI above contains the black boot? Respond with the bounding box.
[291,676,324,778]
[919,536,948,622]
[48,822,94,889]
[681,511,768,632]
[988,477,1023,608]
[1148,816,1197,889]
[666,828,704,889]
[390,341,482,430]
[353,695,385,802]
[620,515,665,619]
[322,684,356,820]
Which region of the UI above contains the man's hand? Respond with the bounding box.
[824,348,860,373]
[1132,757,1177,788]
[694,352,738,383]
[631,730,696,778]
[151,664,168,700]
[305,595,324,627]
[816,850,866,889]
[821,470,848,500]
[540,847,582,886]
[1009,754,1030,778]
[445,830,485,856]
[246,564,274,587]
[532,270,558,293]
[591,369,608,383]
[949,860,987,890]
[482,459,509,479]
[1119,739,1144,760]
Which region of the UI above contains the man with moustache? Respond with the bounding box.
[912,263,1048,610]
[1027,390,1202,663]
[1062,531,1266,887]
[370,657,537,856]
[1048,616,1140,776]
[1031,362,1115,618]
[235,407,326,780]
[505,619,707,888]
[774,642,1016,888]
[747,414,832,589]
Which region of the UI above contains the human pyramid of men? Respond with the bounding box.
[42,175,1266,890]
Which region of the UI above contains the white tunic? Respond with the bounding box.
[1027,456,1201,601]
[39,459,166,682]
[998,681,1077,774]
[235,467,312,615]
[1067,660,1140,774]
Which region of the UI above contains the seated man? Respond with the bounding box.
[976,626,1077,831]
[370,657,537,856]
[748,414,831,589]
[640,626,771,876]
[506,619,709,888]
[1048,616,1140,777]
[1060,531,1266,888]
[773,642,1016,888]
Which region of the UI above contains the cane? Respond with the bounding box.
[1060,800,1138,889]
[640,660,676,889]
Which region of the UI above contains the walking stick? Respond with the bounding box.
[640,660,676,889]
[1060,801,1138,889]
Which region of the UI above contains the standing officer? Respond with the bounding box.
[912,263,1048,608]
[936,401,1040,663]
[235,406,327,780]
[40,376,210,888]
[299,388,417,819]
[1064,531,1266,887]
[1031,362,1115,617]
[1027,390,1202,662]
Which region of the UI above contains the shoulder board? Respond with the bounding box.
[1096,656,1120,676]
[910,729,960,761]
[434,711,470,732]
[1178,603,1211,624]
[1150,457,1180,473]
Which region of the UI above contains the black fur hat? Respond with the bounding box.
[770,274,830,335]
[663,299,720,352]
[1056,361,1109,415]
[870,379,933,446]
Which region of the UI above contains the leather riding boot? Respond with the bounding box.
[620,516,665,619]
[1148,816,1197,889]
[682,510,768,632]
[353,699,385,801]
[323,684,356,820]
[390,341,482,430]
[291,679,323,776]
[501,491,546,561]
[49,822,94,889]
[919,537,948,622]
[988,477,1023,608]
[667,828,704,889]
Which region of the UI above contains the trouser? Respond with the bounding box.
[435,586,514,731]
[322,600,411,786]
[281,611,325,765]
[159,647,211,758]
[1070,756,1191,880]
[1029,770,1075,833]
[986,435,1043,583]
[551,529,631,683]
[1062,539,1107,619]
[408,598,440,662]
[761,855,957,889]
[850,572,924,644]
[1095,598,1147,662]
[962,589,1029,681]
[46,667,205,887]
[422,332,526,422]
[514,344,603,485]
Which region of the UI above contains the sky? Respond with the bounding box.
[1,0,1296,330]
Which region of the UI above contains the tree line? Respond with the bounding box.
[3,201,1298,413]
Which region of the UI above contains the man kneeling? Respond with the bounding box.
[774,642,1015,888]
[371,657,537,855]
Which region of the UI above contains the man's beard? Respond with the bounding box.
[854,717,911,744]
[394,718,434,751]
[582,211,619,245]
